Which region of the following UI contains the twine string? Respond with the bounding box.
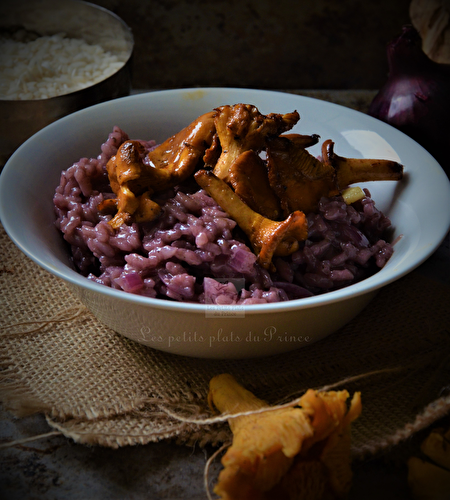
[0,431,62,449]
[157,367,402,426]
[0,306,87,336]
[204,443,229,500]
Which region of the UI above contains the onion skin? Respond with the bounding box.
[369,25,450,177]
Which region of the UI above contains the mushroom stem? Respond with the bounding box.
[194,170,307,270]
[322,139,404,189]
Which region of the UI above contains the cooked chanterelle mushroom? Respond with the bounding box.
[195,170,307,271]
[207,103,300,183]
[98,140,163,228]
[226,133,321,219]
[322,139,404,188]
[266,135,404,215]
[203,104,307,220]
[228,150,282,220]
[101,110,216,228]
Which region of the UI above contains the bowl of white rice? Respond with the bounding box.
[0,0,134,167]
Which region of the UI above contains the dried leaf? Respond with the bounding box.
[410,0,450,63]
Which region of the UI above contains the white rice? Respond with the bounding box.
[0,33,128,100]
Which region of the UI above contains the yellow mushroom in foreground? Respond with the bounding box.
[408,425,450,500]
[208,373,362,500]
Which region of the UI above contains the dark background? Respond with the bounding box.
[90,0,412,91]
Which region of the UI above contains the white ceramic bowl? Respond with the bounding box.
[1,88,449,359]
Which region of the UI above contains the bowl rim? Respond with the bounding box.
[1,87,450,314]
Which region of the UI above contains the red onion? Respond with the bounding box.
[369,25,450,177]
[118,272,144,293]
[228,245,257,273]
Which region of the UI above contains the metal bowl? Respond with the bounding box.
[0,0,134,167]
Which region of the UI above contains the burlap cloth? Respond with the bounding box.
[1,222,450,459]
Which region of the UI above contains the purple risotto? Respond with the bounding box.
[53,124,395,305]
